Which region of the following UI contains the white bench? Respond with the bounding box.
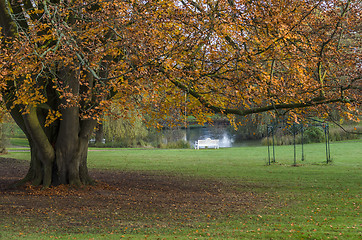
[195,138,220,149]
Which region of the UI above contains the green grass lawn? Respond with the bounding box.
[8,137,30,148]
[2,140,361,239]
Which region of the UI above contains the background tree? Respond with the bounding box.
[0,106,10,153]
[0,0,360,187]
[94,122,104,145]
[103,108,149,148]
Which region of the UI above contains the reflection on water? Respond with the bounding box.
[164,126,261,148]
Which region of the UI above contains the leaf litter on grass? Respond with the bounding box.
[0,157,272,238]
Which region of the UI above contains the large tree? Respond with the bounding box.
[0,0,360,187]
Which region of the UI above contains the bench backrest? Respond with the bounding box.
[198,138,219,145]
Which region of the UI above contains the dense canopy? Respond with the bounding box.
[0,0,361,186]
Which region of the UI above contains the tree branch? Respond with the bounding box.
[0,0,17,37]
[169,78,352,117]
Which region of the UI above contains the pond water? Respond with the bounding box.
[163,126,262,148]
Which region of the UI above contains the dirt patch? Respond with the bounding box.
[0,157,268,233]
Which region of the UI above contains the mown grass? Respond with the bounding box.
[2,140,361,239]
[8,137,30,148]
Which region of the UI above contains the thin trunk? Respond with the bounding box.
[79,119,97,185]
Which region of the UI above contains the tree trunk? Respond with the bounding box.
[11,107,97,187]
[7,83,97,188]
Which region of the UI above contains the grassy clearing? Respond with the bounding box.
[1,140,361,239]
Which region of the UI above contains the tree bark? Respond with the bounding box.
[6,77,97,188]
[12,108,97,188]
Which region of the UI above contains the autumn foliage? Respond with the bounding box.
[0,0,361,186]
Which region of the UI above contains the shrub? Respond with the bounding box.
[261,134,302,146]
[158,140,191,149]
[261,124,362,146]
[303,127,325,144]
[329,125,362,142]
